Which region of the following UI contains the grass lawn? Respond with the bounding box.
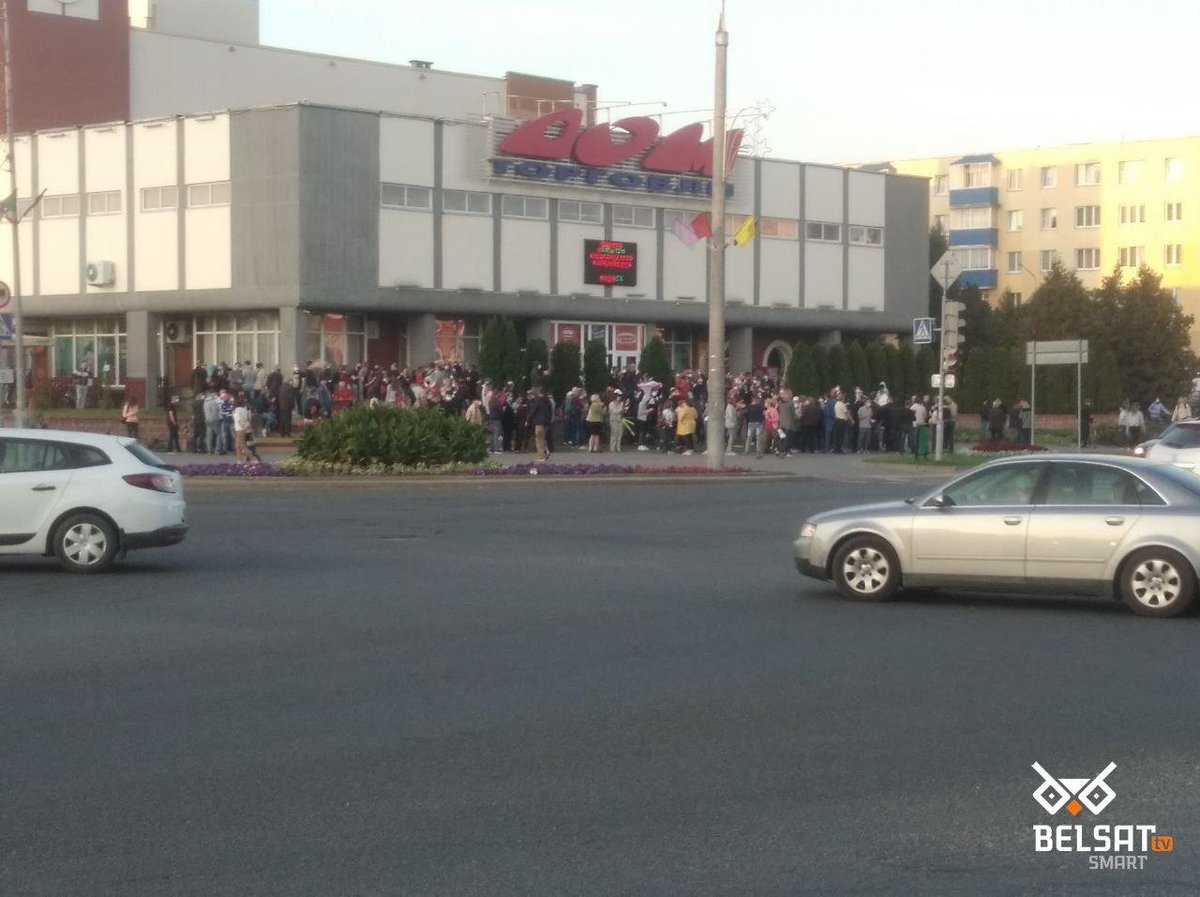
[862,453,983,469]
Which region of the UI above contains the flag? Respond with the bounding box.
[670,216,700,248]
[691,212,712,239]
[732,216,756,246]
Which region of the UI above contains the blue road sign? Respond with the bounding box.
[912,317,935,345]
[0,314,13,340]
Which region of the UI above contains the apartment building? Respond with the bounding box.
[889,138,1200,347]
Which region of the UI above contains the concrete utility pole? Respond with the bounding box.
[2,0,26,428]
[705,0,728,470]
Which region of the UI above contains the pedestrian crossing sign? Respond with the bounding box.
[912,317,935,345]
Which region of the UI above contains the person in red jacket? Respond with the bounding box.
[332,377,354,414]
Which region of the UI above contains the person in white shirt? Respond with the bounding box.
[232,399,252,463]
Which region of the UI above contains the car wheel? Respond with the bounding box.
[831,536,900,602]
[53,514,118,574]
[1119,548,1195,618]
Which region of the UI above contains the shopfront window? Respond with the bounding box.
[434,319,480,365]
[302,314,370,368]
[195,313,280,370]
[50,319,127,386]
[658,327,693,371]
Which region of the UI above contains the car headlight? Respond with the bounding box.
[1133,445,1146,457]
[799,522,817,539]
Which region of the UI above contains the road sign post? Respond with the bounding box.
[912,317,935,345]
[1025,339,1089,449]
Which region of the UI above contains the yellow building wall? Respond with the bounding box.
[891,136,1200,350]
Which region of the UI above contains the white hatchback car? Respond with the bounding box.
[0,429,187,573]
[1135,420,1200,467]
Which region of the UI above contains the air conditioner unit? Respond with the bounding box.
[164,320,192,344]
[85,260,115,287]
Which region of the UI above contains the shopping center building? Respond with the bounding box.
[0,0,930,403]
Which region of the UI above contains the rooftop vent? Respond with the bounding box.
[410,60,434,70]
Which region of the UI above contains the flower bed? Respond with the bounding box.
[178,459,753,478]
[177,462,295,478]
[967,441,1049,454]
[474,463,752,476]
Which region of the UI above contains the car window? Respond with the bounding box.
[0,439,72,474]
[939,464,1042,507]
[69,444,111,469]
[1159,425,1200,448]
[1042,462,1164,506]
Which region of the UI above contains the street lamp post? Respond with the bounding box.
[2,0,26,429]
[705,1,728,470]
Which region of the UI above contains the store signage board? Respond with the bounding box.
[490,108,740,198]
[584,240,637,287]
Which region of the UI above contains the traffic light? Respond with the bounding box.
[942,299,967,350]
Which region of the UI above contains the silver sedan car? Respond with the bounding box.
[794,455,1200,617]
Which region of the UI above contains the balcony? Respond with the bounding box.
[949,186,999,208]
[948,228,998,248]
[959,269,998,290]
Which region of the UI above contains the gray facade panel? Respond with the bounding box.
[885,176,931,323]
[298,107,380,300]
[230,106,301,295]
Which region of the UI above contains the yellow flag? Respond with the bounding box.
[732,216,756,246]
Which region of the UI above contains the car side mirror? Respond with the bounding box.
[930,494,953,509]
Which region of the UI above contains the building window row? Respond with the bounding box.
[761,217,799,239]
[848,225,884,246]
[1075,248,1101,270]
[381,183,432,210]
[442,189,492,215]
[49,318,127,387]
[951,207,993,229]
[805,221,841,242]
[87,190,122,215]
[559,200,603,224]
[1119,204,1146,224]
[1040,208,1058,231]
[1165,244,1183,267]
[954,247,993,270]
[1074,205,1101,228]
[500,194,548,220]
[141,182,231,212]
[613,204,656,228]
[1118,246,1145,268]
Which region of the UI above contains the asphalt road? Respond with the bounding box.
[3,478,1199,896]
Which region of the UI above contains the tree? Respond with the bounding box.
[827,343,848,392]
[479,316,521,385]
[928,224,949,318]
[1086,345,1124,413]
[846,341,869,393]
[960,345,989,412]
[865,340,887,390]
[915,345,937,397]
[639,336,671,384]
[548,342,582,403]
[988,345,1022,403]
[811,343,830,394]
[1109,266,1196,404]
[786,341,819,396]
[899,342,919,399]
[520,338,549,391]
[883,344,903,397]
[583,339,609,395]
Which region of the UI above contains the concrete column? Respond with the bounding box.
[728,326,754,374]
[818,330,842,347]
[278,306,304,374]
[125,310,162,409]
[409,313,439,366]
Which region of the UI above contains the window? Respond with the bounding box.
[1075,248,1101,270]
[1040,166,1058,189]
[805,221,841,242]
[1040,249,1058,272]
[187,181,231,208]
[950,207,993,229]
[1165,244,1183,267]
[41,194,81,218]
[1075,162,1101,186]
[302,313,370,367]
[933,174,948,195]
[1118,246,1145,268]
[380,183,432,210]
[1007,251,1023,274]
[432,318,480,365]
[1172,287,1182,305]
[141,186,178,211]
[613,204,656,228]
[1118,160,1144,184]
[762,217,800,239]
[1074,205,1101,228]
[1165,201,1183,223]
[86,191,122,215]
[1040,208,1058,231]
[49,318,127,387]
[1042,463,1163,507]
[500,195,548,220]
[954,247,993,270]
[1006,169,1023,191]
[558,200,603,224]
[1119,204,1145,224]
[960,162,991,188]
[1010,292,1023,305]
[196,313,281,371]
[848,225,883,245]
[1165,157,1184,181]
[934,213,947,233]
[0,439,72,474]
[938,463,1044,507]
[442,189,491,215]
[1007,210,1023,232]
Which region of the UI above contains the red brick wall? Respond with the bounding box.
[5,0,130,134]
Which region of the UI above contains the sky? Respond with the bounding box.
[261,0,1200,165]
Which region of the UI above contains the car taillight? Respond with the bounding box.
[123,473,177,494]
